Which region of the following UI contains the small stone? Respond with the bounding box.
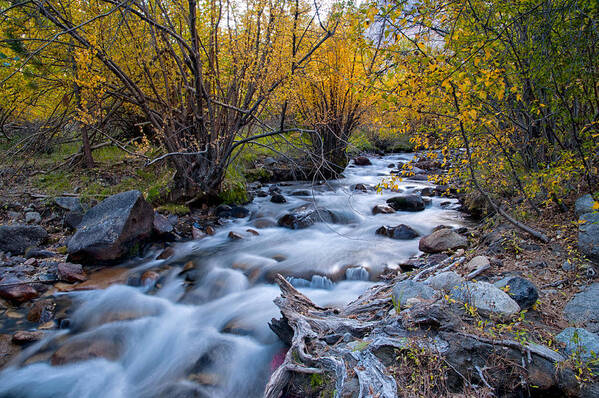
[372,205,395,215]
[140,270,159,286]
[54,197,83,212]
[425,271,463,292]
[27,299,56,323]
[246,229,259,236]
[465,255,490,273]
[25,212,41,224]
[12,330,44,345]
[57,262,87,283]
[205,226,216,235]
[228,231,243,240]
[392,280,436,307]
[192,227,205,240]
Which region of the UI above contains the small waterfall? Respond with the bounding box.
[345,266,370,281]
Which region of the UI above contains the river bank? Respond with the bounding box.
[0,152,597,397]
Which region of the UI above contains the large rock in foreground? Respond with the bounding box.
[564,283,599,333]
[578,213,599,262]
[0,224,47,254]
[67,190,153,263]
[419,228,467,253]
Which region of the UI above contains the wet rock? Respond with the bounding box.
[63,211,83,230]
[408,174,428,181]
[372,205,395,215]
[578,212,599,263]
[67,190,154,263]
[215,204,232,217]
[256,190,268,198]
[0,224,48,255]
[228,231,243,240]
[425,271,463,292]
[352,183,369,192]
[157,247,175,260]
[419,228,468,253]
[141,270,160,286]
[0,277,39,303]
[253,218,276,229]
[391,280,436,307]
[562,260,575,272]
[25,212,41,224]
[55,197,83,212]
[192,227,205,240]
[353,156,372,166]
[246,229,259,236]
[564,283,599,333]
[290,190,311,196]
[387,163,395,168]
[494,276,539,310]
[205,226,215,235]
[51,337,121,365]
[451,281,520,317]
[229,206,249,218]
[12,330,44,345]
[376,224,419,240]
[277,206,339,229]
[386,194,425,212]
[270,193,287,204]
[575,194,596,217]
[27,299,56,323]
[556,327,599,360]
[465,255,490,273]
[153,213,173,234]
[57,262,87,283]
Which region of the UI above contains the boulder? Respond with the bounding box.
[425,271,463,292]
[0,224,48,254]
[0,277,39,303]
[353,156,372,166]
[386,194,425,212]
[419,228,468,253]
[575,194,596,217]
[391,280,436,307]
[270,193,287,204]
[376,225,419,240]
[229,206,250,218]
[12,330,44,345]
[352,183,369,192]
[57,262,87,283]
[451,281,520,317]
[372,205,395,215]
[55,197,83,212]
[494,276,539,310]
[63,211,84,230]
[556,327,599,361]
[290,190,311,196]
[25,212,41,224]
[67,190,154,263]
[578,213,599,262]
[564,283,599,332]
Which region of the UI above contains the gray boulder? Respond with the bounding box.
[494,276,539,310]
[579,213,599,262]
[278,205,344,230]
[425,271,463,292]
[67,190,154,262]
[25,211,41,224]
[54,197,84,213]
[564,283,599,333]
[392,280,436,307]
[451,281,520,317]
[575,194,596,217]
[386,194,425,212]
[556,327,599,361]
[0,224,48,254]
[419,228,468,253]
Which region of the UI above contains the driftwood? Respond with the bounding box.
[265,270,569,398]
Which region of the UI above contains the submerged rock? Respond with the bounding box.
[386,194,425,212]
[67,190,154,263]
[353,156,372,166]
[0,277,39,303]
[419,228,467,253]
[372,205,395,215]
[0,224,48,255]
[270,193,287,204]
[376,224,419,240]
[277,205,340,229]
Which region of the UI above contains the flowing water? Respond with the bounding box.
[0,154,464,398]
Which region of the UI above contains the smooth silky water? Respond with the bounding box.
[0,154,464,398]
